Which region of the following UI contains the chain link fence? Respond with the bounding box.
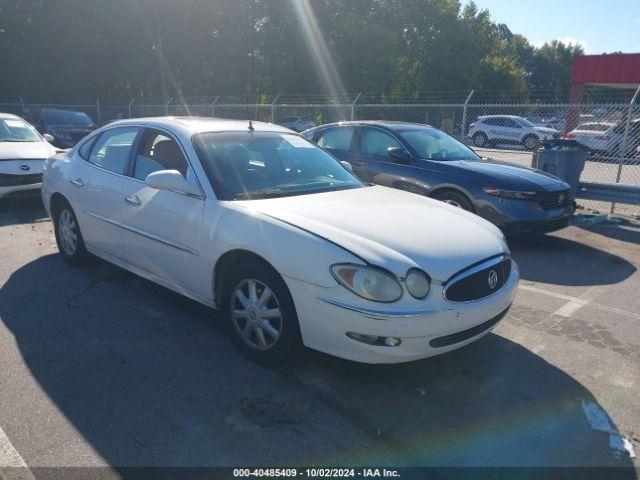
[5,91,639,216]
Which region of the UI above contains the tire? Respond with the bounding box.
[473,132,488,147]
[221,261,301,365]
[53,200,89,265]
[433,190,474,212]
[522,134,539,151]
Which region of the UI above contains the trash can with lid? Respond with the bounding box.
[532,139,589,200]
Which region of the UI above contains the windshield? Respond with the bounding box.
[518,118,537,128]
[42,109,94,126]
[193,131,364,200]
[0,118,42,142]
[397,127,479,161]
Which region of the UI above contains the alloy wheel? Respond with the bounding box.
[231,278,283,350]
[58,209,78,256]
[442,199,462,208]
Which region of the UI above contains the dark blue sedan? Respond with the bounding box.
[302,121,573,234]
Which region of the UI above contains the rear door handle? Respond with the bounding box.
[70,178,84,187]
[124,194,141,206]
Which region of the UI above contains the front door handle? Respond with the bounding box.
[124,194,141,206]
[70,178,84,187]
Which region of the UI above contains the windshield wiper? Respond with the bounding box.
[0,139,34,142]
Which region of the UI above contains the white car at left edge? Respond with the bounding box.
[42,116,519,365]
[0,113,57,199]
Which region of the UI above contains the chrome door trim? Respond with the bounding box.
[85,210,199,256]
[318,296,438,319]
[120,222,199,256]
[85,210,120,227]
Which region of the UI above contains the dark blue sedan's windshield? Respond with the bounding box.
[398,127,479,161]
[193,131,363,200]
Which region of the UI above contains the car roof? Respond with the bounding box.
[305,120,433,132]
[478,115,525,120]
[0,112,22,120]
[101,116,294,135]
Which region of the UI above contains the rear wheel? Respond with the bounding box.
[522,134,539,151]
[53,201,89,265]
[433,190,474,212]
[473,132,488,147]
[221,261,301,365]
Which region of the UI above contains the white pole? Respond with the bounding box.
[271,94,281,122]
[211,96,220,117]
[461,89,475,141]
[351,92,362,120]
[165,97,173,115]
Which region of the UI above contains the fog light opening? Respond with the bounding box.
[346,332,401,347]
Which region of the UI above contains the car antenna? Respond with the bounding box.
[248,120,255,131]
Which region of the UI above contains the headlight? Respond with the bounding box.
[330,263,403,303]
[482,186,537,200]
[405,269,431,299]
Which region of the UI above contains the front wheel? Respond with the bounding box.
[433,190,474,212]
[53,202,89,265]
[221,261,301,365]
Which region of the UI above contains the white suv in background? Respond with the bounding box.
[468,115,560,151]
[0,113,57,199]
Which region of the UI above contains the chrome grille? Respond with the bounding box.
[444,255,511,302]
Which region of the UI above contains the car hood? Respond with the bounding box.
[446,159,568,190]
[241,185,508,282]
[0,141,56,160]
[48,125,95,134]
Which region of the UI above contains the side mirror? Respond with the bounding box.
[43,133,54,143]
[388,147,411,163]
[340,160,353,173]
[145,169,201,196]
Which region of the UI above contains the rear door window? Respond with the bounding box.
[316,127,356,151]
[87,127,139,174]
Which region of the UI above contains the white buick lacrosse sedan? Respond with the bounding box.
[42,117,518,364]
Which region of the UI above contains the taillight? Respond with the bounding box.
[563,133,574,139]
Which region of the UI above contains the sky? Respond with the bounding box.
[469,0,640,54]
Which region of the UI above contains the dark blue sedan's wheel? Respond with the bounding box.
[434,191,474,212]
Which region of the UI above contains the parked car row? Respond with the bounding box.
[40,116,519,365]
[467,113,640,160]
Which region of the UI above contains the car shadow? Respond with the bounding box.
[0,194,49,227]
[0,255,636,475]
[508,231,636,286]
[575,220,640,245]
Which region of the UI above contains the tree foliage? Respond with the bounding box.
[0,0,584,102]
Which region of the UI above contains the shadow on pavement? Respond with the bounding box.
[0,255,636,475]
[0,194,48,227]
[575,220,640,245]
[508,232,636,286]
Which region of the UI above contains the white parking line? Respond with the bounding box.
[0,426,34,480]
[518,284,640,319]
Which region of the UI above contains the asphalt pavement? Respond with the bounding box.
[0,196,638,476]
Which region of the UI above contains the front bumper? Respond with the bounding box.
[283,260,519,364]
[476,193,572,234]
[0,182,42,199]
